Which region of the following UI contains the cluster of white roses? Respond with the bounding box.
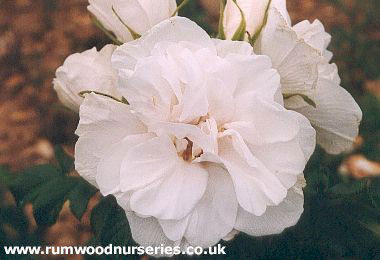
[53,0,362,254]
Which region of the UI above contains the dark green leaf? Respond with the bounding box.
[10,164,61,204]
[31,177,79,226]
[54,145,74,175]
[90,195,135,248]
[0,166,14,187]
[327,179,368,197]
[67,179,98,220]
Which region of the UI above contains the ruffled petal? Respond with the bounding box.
[129,150,208,219]
[184,164,238,248]
[218,133,287,216]
[255,8,322,95]
[74,94,146,186]
[285,78,362,154]
[235,186,304,236]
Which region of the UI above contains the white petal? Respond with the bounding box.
[88,0,136,42]
[120,135,178,192]
[159,216,190,242]
[126,211,177,250]
[129,158,208,220]
[218,134,287,216]
[227,54,280,102]
[223,0,270,39]
[74,94,146,186]
[184,164,238,248]
[293,19,331,53]
[138,17,215,54]
[255,8,322,95]
[96,134,153,196]
[229,97,300,144]
[235,187,304,236]
[75,93,146,136]
[285,78,362,154]
[53,45,118,111]
[152,122,217,154]
[138,0,177,26]
[213,39,253,57]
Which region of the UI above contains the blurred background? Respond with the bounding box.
[0,0,379,259]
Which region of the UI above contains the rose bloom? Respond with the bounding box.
[75,17,316,252]
[53,45,120,112]
[224,0,362,154]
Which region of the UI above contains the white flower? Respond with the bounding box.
[223,0,290,39]
[53,45,119,112]
[88,0,177,43]
[75,17,316,252]
[253,6,362,154]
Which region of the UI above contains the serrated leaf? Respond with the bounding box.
[67,179,98,220]
[54,145,74,175]
[10,164,61,204]
[31,177,79,226]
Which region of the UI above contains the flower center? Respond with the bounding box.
[175,137,203,162]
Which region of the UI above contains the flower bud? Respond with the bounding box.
[88,0,177,43]
[53,45,119,112]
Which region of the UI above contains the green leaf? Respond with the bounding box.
[90,195,135,248]
[217,0,227,40]
[31,177,79,226]
[367,178,380,207]
[54,145,74,175]
[9,162,99,226]
[0,166,14,187]
[10,164,61,204]
[67,179,98,220]
[304,167,330,195]
[230,0,247,41]
[327,179,368,197]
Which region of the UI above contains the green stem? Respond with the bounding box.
[171,0,191,16]
[79,91,129,105]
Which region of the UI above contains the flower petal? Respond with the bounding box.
[235,186,304,236]
[255,8,322,95]
[139,17,215,53]
[120,135,178,192]
[75,94,146,186]
[126,211,178,250]
[129,151,208,220]
[96,134,153,195]
[285,78,362,154]
[218,133,287,216]
[184,164,238,248]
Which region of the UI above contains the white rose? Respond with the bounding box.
[53,45,120,112]
[254,7,362,154]
[75,17,316,253]
[88,0,177,43]
[223,0,290,39]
